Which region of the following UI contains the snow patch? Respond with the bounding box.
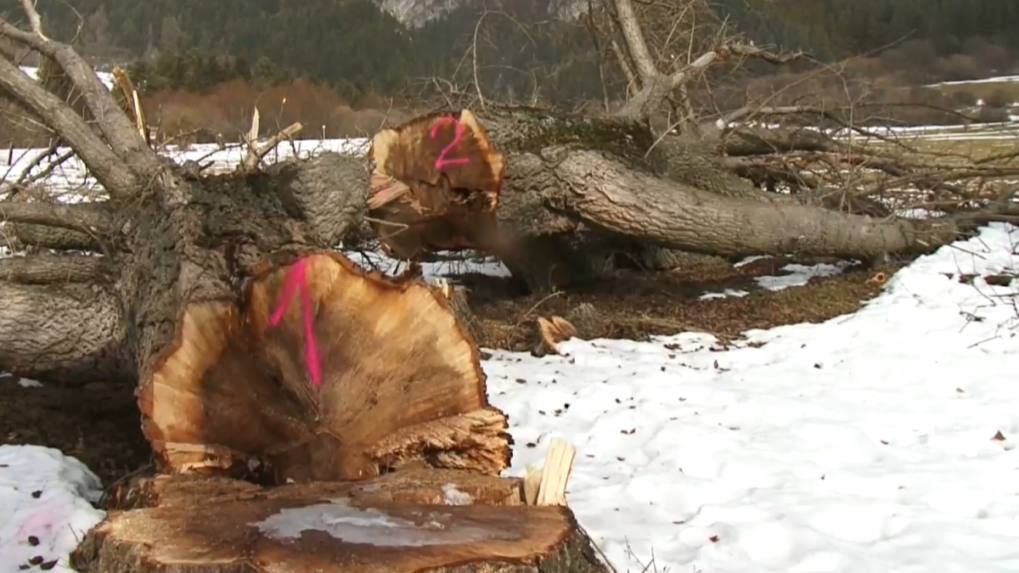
[699,288,750,300]
[699,260,855,299]
[755,261,855,291]
[0,373,43,388]
[0,446,105,573]
[484,223,1019,572]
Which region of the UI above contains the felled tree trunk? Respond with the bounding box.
[0,14,520,481]
[367,106,970,293]
[0,16,612,573]
[1,154,514,480]
[72,470,607,573]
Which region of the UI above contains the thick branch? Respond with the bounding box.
[0,48,138,197]
[1,6,159,181]
[548,150,962,258]
[0,252,104,283]
[606,0,808,122]
[0,200,112,232]
[615,49,717,120]
[6,223,100,250]
[0,281,129,384]
[610,0,658,81]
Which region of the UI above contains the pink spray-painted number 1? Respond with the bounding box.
[269,257,322,387]
[431,116,470,170]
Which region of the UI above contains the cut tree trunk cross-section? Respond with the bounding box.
[140,251,511,482]
[72,470,609,573]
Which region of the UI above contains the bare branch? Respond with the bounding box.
[18,147,75,187]
[0,5,162,181]
[610,0,658,81]
[609,37,638,95]
[606,0,809,122]
[240,122,303,171]
[17,0,46,39]
[0,54,138,196]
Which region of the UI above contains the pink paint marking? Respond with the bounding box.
[269,257,322,387]
[431,115,470,170]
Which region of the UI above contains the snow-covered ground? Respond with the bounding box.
[3,224,1016,572]
[490,223,1019,572]
[2,131,1019,572]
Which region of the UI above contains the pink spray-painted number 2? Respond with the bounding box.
[430,115,470,170]
[269,257,322,387]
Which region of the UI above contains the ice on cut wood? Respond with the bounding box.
[441,483,474,505]
[252,498,514,547]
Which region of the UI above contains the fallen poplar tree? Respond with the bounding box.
[364,106,991,293]
[0,0,1015,568]
[0,3,609,572]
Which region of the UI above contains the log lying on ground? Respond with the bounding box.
[140,252,510,482]
[72,470,608,573]
[366,106,972,293]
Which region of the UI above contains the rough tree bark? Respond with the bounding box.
[0,6,607,572]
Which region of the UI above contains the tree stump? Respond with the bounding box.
[139,252,511,482]
[72,470,609,573]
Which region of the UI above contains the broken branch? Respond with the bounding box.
[240,121,303,171]
[112,67,149,144]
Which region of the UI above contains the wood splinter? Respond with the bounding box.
[537,316,580,355]
[111,67,149,144]
[525,438,577,507]
[240,107,303,171]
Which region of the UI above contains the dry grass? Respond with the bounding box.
[464,255,899,353]
[142,79,414,144]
